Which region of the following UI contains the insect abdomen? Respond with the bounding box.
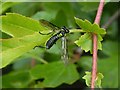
[46,35,60,49]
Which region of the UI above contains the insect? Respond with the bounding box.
[37,19,69,49]
[35,20,69,64]
[45,26,69,49]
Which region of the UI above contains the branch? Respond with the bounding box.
[102,9,120,29]
[91,0,104,89]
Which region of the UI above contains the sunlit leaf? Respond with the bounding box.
[82,71,91,87]
[74,17,106,34]
[0,13,53,68]
[95,73,104,88]
[0,13,48,37]
[75,33,92,52]
[74,33,103,53]
[82,71,104,88]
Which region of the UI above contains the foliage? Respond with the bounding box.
[0,13,53,68]
[77,41,118,88]
[0,2,118,89]
[74,17,106,53]
[1,61,79,88]
[82,71,104,88]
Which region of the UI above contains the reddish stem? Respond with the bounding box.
[91,0,104,89]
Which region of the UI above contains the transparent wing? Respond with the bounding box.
[39,19,60,31]
[61,36,69,65]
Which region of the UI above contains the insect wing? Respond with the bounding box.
[61,36,69,65]
[39,19,60,31]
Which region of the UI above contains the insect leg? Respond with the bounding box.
[33,45,45,49]
[39,31,53,35]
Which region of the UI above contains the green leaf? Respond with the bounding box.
[75,33,92,52]
[74,17,105,53]
[0,33,51,68]
[74,33,103,53]
[97,34,103,51]
[2,71,32,88]
[1,61,80,88]
[74,17,106,34]
[0,13,48,37]
[30,61,79,88]
[82,71,104,88]
[82,71,91,87]
[95,73,104,88]
[0,13,53,68]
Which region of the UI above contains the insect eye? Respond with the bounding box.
[61,26,69,33]
[66,29,69,33]
[64,28,69,33]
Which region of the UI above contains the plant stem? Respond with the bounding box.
[69,29,85,33]
[91,0,104,89]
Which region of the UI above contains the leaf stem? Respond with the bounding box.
[42,29,84,34]
[91,0,104,89]
[69,29,85,33]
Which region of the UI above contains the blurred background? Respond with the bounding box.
[0,2,119,89]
